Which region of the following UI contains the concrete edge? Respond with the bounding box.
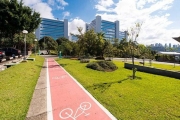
[25,59,48,120]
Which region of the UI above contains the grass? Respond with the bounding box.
[56,58,180,120]
[0,55,44,120]
[129,61,180,72]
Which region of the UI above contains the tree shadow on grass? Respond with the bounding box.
[36,65,47,68]
[88,75,142,93]
[128,75,142,80]
[36,64,67,68]
[60,64,67,67]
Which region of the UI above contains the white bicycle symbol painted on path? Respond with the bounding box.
[59,102,91,120]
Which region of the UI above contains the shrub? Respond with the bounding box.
[86,62,103,71]
[86,61,117,72]
[102,61,118,70]
[80,59,90,63]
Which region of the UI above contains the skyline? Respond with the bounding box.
[20,0,180,45]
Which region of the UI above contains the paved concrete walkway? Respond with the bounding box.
[26,59,47,120]
[26,58,117,120]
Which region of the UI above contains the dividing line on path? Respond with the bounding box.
[46,59,53,120]
[47,58,117,120]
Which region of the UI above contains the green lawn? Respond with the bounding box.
[130,61,180,72]
[152,63,180,72]
[0,55,44,120]
[56,59,180,120]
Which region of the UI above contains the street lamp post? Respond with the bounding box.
[22,30,28,60]
[34,39,37,56]
[43,37,45,50]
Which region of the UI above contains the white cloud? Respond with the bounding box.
[68,18,86,35]
[32,3,54,19]
[57,0,68,6]
[20,0,54,19]
[57,6,64,10]
[95,0,179,45]
[20,0,69,19]
[95,0,115,12]
[63,11,70,19]
[48,0,55,5]
[97,0,114,7]
[21,0,41,6]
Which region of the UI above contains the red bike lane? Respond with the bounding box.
[47,58,117,120]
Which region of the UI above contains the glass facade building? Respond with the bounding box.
[86,16,119,40]
[119,31,128,40]
[35,18,68,40]
[69,34,78,42]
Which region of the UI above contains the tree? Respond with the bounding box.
[0,0,41,47]
[39,36,58,51]
[56,37,69,46]
[127,22,142,79]
[83,29,97,56]
[96,32,106,57]
[118,38,130,58]
[104,40,114,58]
[74,27,86,57]
[13,32,36,50]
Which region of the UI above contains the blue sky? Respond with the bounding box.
[23,0,180,45]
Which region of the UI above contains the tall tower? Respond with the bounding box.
[64,19,68,39]
[95,15,101,33]
[115,20,119,39]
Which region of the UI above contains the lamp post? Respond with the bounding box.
[44,37,45,50]
[34,39,37,56]
[22,30,28,60]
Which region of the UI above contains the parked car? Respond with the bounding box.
[2,47,21,57]
[39,50,49,55]
[0,48,6,62]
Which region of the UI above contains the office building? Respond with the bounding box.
[69,34,78,42]
[35,18,68,40]
[86,16,119,40]
[119,31,128,40]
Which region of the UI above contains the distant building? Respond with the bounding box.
[150,44,154,47]
[86,16,119,40]
[169,43,171,48]
[119,31,128,40]
[35,18,68,40]
[69,34,78,42]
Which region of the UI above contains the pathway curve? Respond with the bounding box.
[47,58,117,120]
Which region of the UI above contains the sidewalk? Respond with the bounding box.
[26,58,117,120]
[26,59,47,120]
